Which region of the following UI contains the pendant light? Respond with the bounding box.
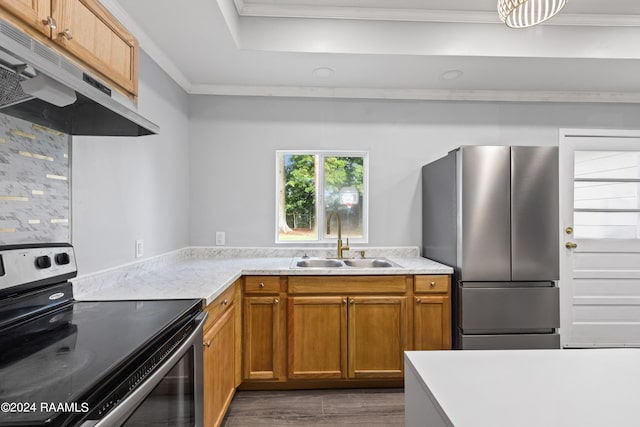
[498,0,567,28]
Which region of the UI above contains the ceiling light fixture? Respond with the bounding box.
[312,67,334,78]
[498,0,567,29]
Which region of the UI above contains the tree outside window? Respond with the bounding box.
[276,151,368,243]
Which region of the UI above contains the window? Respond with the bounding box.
[573,151,640,239]
[276,151,368,243]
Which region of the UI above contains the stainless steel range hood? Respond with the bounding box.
[0,17,158,136]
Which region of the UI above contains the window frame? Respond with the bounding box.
[275,150,369,244]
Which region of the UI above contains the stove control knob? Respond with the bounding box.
[55,253,71,265]
[35,255,52,269]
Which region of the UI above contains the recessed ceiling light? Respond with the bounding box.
[312,67,334,78]
[441,70,464,81]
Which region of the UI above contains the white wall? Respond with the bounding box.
[189,95,640,247]
[72,51,190,275]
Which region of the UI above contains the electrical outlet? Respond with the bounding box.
[215,232,225,246]
[135,239,144,258]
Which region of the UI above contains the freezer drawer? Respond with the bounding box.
[459,284,559,333]
[459,333,560,350]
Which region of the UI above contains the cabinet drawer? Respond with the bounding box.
[244,276,280,294]
[415,275,450,294]
[204,284,235,330]
[288,276,407,294]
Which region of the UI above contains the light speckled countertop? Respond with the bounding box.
[73,248,453,305]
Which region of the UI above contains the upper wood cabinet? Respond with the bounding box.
[51,0,137,94]
[0,0,138,96]
[0,0,51,36]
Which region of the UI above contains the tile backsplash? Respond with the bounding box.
[0,113,70,244]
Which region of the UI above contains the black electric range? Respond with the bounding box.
[0,244,205,427]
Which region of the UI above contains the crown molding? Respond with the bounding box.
[234,0,640,27]
[99,0,192,93]
[189,84,640,104]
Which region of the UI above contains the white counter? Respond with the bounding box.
[405,349,640,427]
[73,248,452,305]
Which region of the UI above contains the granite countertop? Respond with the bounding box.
[73,249,453,305]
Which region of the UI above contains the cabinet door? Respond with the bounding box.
[288,296,347,379]
[414,295,451,350]
[0,0,51,37]
[348,296,407,379]
[51,0,137,94]
[243,296,283,380]
[203,307,235,427]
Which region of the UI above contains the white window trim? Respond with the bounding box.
[275,150,369,244]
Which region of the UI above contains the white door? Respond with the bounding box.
[560,129,640,348]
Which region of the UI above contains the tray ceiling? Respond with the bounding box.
[107,0,640,102]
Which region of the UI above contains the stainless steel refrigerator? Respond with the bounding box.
[422,146,560,349]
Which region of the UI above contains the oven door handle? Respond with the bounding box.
[82,311,208,427]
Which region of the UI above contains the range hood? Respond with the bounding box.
[0,17,158,136]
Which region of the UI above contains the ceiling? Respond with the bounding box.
[105,0,640,102]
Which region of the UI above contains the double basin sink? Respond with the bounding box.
[291,257,401,269]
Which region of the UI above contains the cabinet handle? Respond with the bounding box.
[349,299,355,305]
[59,29,73,40]
[342,299,347,305]
[222,299,228,305]
[430,281,436,287]
[42,16,57,29]
[203,340,211,348]
[416,298,422,303]
[273,298,279,305]
[566,242,578,249]
[258,282,265,288]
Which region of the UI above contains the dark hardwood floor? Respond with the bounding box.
[221,388,404,426]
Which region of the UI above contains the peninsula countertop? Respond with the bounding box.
[404,349,640,427]
[73,252,453,305]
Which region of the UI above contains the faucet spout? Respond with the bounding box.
[327,211,349,259]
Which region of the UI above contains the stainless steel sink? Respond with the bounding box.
[295,259,344,268]
[343,259,397,268]
[291,257,400,268]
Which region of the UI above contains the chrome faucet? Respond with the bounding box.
[326,211,350,259]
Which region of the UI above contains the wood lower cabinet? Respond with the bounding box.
[288,296,347,379]
[413,275,452,350]
[287,278,409,382]
[243,274,451,389]
[243,295,284,380]
[203,307,235,427]
[203,280,240,427]
[348,296,407,379]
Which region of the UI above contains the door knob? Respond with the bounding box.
[565,242,578,249]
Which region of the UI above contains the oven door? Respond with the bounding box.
[84,312,207,427]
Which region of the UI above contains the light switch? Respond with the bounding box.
[135,239,144,258]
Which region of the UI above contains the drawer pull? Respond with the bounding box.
[416,298,422,303]
[342,299,347,305]
[274,298,279,305]
[430,281,436,287]
[259,282,265,288]
[349,299,355,305]
[222,299,228,305]
[42,16,57,29]
[59,29,73,40]
[203,340,211,348]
